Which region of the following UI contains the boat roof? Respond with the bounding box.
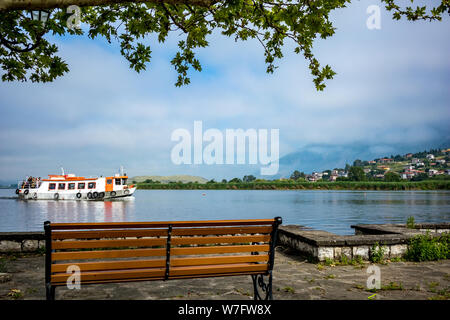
[43,174,128,181]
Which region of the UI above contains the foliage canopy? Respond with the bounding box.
[0,0,448,88]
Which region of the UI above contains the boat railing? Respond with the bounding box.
[18,180,42,189]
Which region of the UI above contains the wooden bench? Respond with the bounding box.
[44,217,282,300]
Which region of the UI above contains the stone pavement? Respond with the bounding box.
[0,247,448,300]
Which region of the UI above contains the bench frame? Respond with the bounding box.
[44,217,282,300]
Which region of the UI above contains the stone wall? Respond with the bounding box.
[277,223,448,262]
[0,232,45,253]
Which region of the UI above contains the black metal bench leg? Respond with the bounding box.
[252,272,273,300]
[46,284,55,300]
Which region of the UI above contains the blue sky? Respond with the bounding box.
[0,0,449,181]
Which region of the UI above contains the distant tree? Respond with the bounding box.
[321,170,332,181]
[348,166,366,181]
[229,178,242,183]
[243,175,256,183]
[429,174,450,181]
[353,159,363,167]
[414,150,427,158]
[290,170,305,180]
[384,171,401,182]
[221,179,227,183]
[207,179,216,184]
[411,173,429,181]
[367,169,383,178]
[144,179,154,183]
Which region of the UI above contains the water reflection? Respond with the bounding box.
[0,189,448,235]
[32,199,133,223]
[0,195,135,232]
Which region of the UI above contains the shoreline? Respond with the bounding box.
[136,180,450,191]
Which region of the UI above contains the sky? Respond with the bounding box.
[0,0,449,182]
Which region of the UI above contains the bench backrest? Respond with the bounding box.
[45,217,282,286]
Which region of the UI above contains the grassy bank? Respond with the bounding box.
[136,180,450,190]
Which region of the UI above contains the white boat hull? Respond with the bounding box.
[17,187,136,201]
[16,173,136,201]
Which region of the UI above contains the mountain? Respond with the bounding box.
[130,175,208,184]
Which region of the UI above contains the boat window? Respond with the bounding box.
[115,178,121,185]
[78,183,85,189]
[88,182,96,189]
[58,183,65,190]
[122,178,127,185]
[107,179,113,185]
[68,183,75,190]
[49,183,56,190]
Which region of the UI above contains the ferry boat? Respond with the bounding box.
[15,171,136,200]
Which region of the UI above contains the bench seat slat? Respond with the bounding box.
[51,244,269,261]
[50,219,275,230]
[51,226,273,240]
[168,270,266,280]
[51,267,166,284]
[169,263,268,277]
[171,254,269,267]
[171,234,270,246]
[52,238,167,250]
[173,226,272,236]
[52,235,270,250]
[50,263,268,285]
[51,254,269,273]
[52,248,167,261]
[50,271,266,286]
[51,229,168,240]
[170,244,270,256]
[51,259,167,273]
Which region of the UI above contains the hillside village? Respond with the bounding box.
[131,148,450,185]
[295,147,450,182]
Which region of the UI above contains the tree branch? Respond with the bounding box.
[0,0,220,11]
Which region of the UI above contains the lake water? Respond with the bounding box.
[0,189,449,235]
